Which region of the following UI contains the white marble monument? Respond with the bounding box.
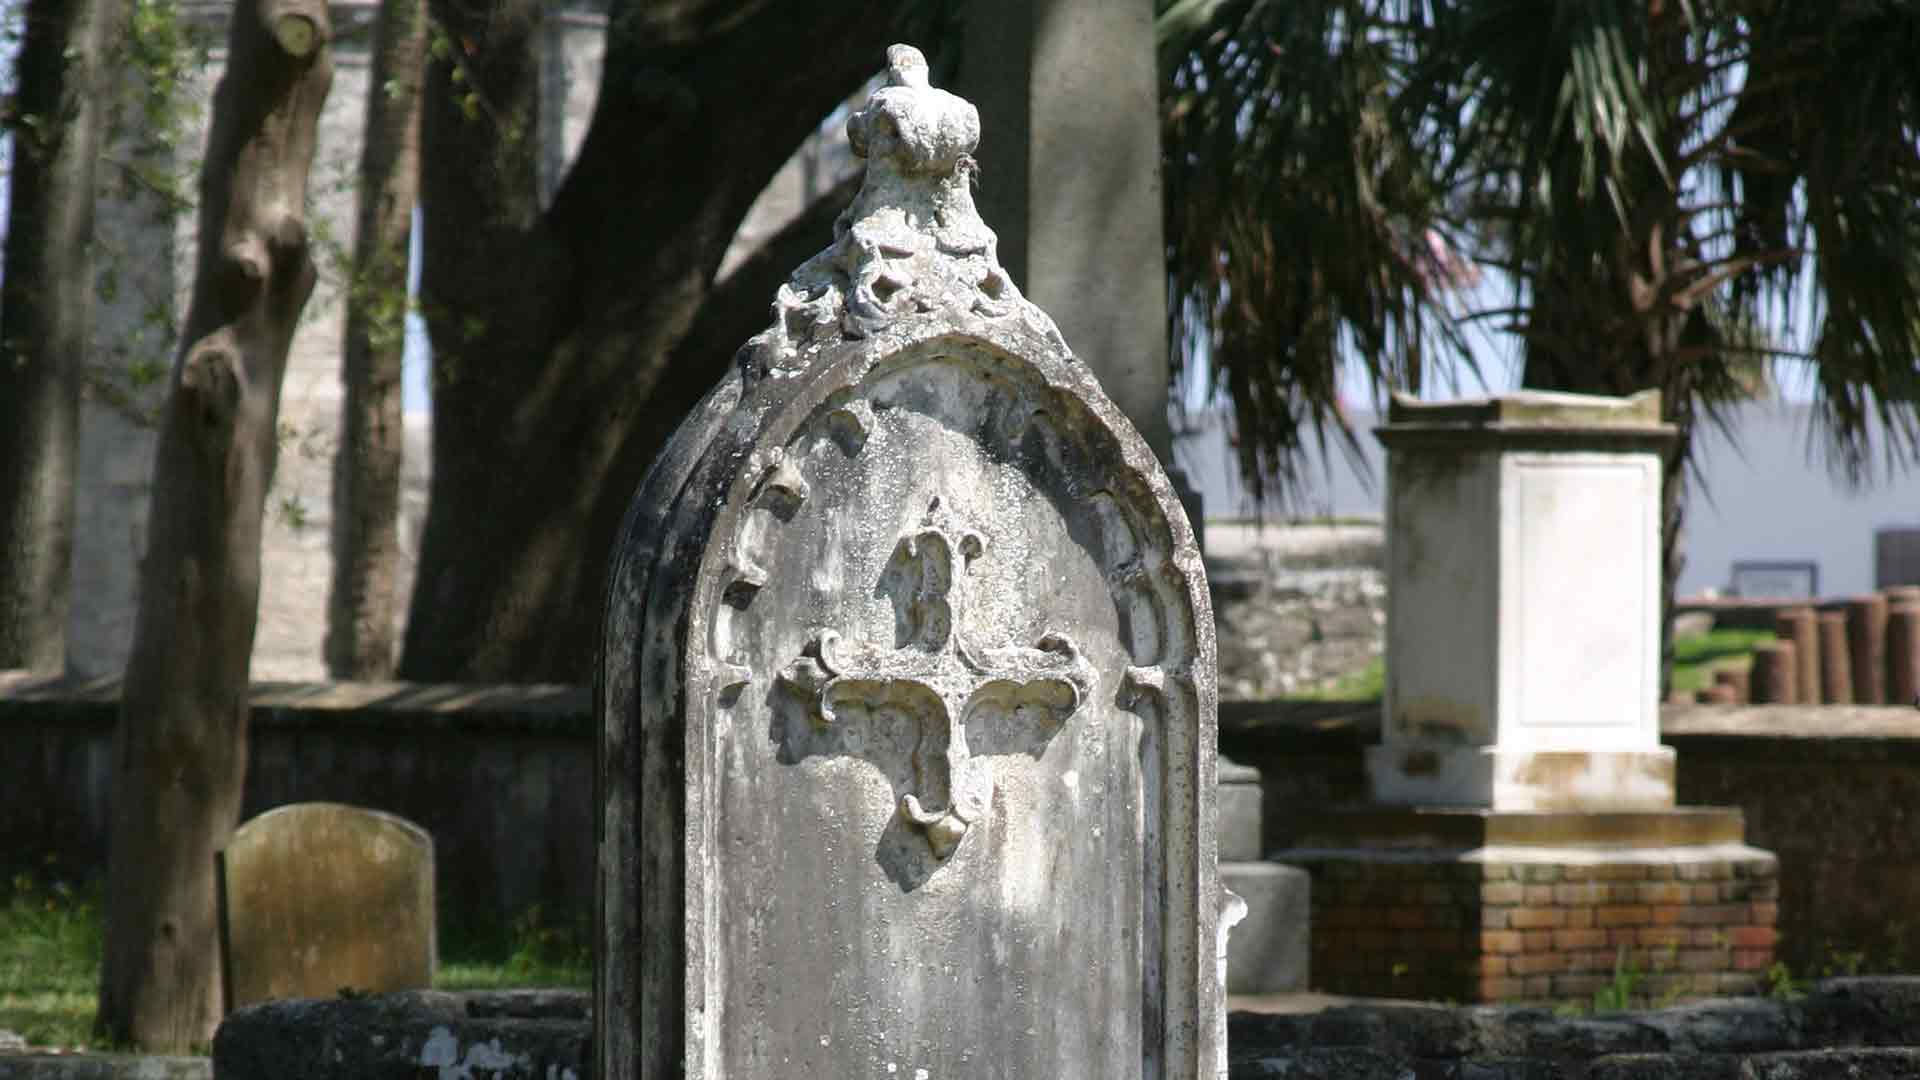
[1367,390,1679,811]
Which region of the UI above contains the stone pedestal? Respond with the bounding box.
[1367,391,1680,811]
[1278,809,1779,1005]
[1327,390,1778,1004]
[1218,757,1309,994]
[1221,862,1310,995]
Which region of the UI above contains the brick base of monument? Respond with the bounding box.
[1275,808,1779,1005]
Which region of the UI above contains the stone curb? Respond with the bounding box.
[0,1055,210,1079]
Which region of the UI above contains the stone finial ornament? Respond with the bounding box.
[751,44,1064,367]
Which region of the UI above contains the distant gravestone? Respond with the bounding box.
[597,46,1225,1079]
[218,803,435,1012]
[1729,560,1819,599]
[1877,528,1920,589]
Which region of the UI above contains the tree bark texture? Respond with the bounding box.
[97,0,332,1051]
[326,0,425,679]
[399,0,920,682]
[0,0,115,672]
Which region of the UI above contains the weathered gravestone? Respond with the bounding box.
[218,802,435,1011]
[598,45,1226,1080]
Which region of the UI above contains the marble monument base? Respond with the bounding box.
[1366,744,1678,812]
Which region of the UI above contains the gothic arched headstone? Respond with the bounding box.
[597,45,1224,1079]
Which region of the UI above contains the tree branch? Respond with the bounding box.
[675,171,860,372]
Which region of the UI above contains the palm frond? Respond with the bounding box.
[1160,0,1467,506]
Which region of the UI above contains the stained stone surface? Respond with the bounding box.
[219,803,435,1011]
[597,45,1222,1080]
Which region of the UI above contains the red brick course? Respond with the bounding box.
[1294,848,1779,1006]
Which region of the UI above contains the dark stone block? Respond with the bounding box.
[1229,1047,1414,1079]
[1584,1052,1743,1080]
[1800,976,1920,1046]
[1227,1011,1314,1055]
[210,991,589,1080]
[0,1055,209,1079]
[1634,998,1798,1054]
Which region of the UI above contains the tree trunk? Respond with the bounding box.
[97,0,332,1050]
[0,0,115,673]
[327,0,425,679]
[398,0,913,683]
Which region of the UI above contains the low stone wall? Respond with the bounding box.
[0,675,593,929]
[197,979,1920,1079]
[1665,705,1920,974]
[1229,976,1920,1078]
[7,673,1920,971]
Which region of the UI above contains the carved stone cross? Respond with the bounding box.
[779,496,1093,860]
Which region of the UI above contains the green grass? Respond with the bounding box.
[1282,628,1771,703]
[1671,628,1775,695]
[0,871,588,1051]
[0,871,103,1050]
[436,904,590,991]
[1297,656,1386,700]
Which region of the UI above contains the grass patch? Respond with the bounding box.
[0,871,588,1050]
[1280,628,1771,703]
[1296,656,1385,700]
[0,870,103,1050]
[436,905,590,991]
[1671,628,1775,695]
